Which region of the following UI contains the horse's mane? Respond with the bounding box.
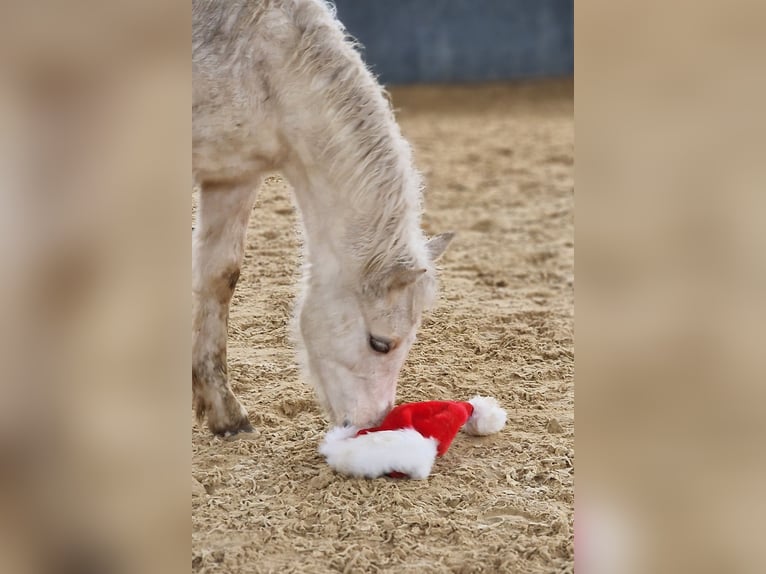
[284,0,429,278]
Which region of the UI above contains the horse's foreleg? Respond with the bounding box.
[192,182,256,435]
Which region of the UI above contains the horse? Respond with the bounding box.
[192,0,453,435]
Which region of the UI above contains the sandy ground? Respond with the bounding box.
[192,79,574,573]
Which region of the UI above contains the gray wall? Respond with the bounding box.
[332,0,573,85]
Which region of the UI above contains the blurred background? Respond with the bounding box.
[333,0,573,84]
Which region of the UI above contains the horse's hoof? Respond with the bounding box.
[212,417,255,438]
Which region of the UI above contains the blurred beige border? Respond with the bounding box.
[0,2,189,573]
[576,1,766,572]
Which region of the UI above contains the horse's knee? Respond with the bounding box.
[193,263,241,304]
[214,265,241,302]
[227,268,240,291]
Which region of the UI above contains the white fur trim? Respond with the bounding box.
[319,427,438,480]
[462,396,507,436]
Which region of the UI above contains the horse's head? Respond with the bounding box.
[296,233,454,428]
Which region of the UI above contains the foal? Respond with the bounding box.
[192,0,453,435]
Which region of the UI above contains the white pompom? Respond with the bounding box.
[462,396,507,436]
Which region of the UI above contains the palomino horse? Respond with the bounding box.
[192,0,453,435]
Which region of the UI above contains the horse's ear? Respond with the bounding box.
[426,232,455,262]
[386,267,427,291]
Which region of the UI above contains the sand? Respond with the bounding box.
[192,79,574,573]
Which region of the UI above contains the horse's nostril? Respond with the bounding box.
[342,419,351,428]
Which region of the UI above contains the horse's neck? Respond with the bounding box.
[269,1,427,286]
[282,107,424,288]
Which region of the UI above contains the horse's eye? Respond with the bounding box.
[369,335,391,354]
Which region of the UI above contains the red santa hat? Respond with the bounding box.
[319,396,507,479]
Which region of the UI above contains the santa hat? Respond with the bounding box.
[319,396,507,479]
